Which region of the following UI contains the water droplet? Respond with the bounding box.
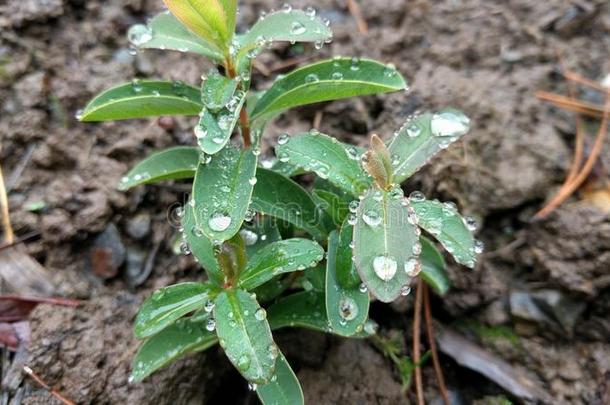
[430,110,471,138]
[362,210,381,227]
[348,200,359,213]
[412,242,422,256]
[314,40,324,50]
[248,382,257,391]
[237,354,251,371]
[277,151,290,162]
[305,73,319,83]
[359,283,368,293]
[244,208,255,222]
[409,191,426,202]
[404,259,420,276]
[464,216,477,231]
[474,239,484,254]
[131,78,143,93]
[277,133,290,145]
[346,146,359,160]
[128,24,152,46]
[204,300,215,312]
[209,212,232,232]
[305,6,316,19]
[239,229,258,246]
[75,109,84,121]
[364,319,378,335]
[347,213,357,225]
[205,318,216,331]
[255,308,267,321]
[338,297,358,321]
[268,344,279,360]
[406,122,421,138]
[332,71,343,80]
[384,63,397,77]
[180,240,191,255]
[350,57,360,71]
[373,255,397,281]
[282,3,292,13]
[248,177,257,185]
[194,124,207,139]
[309,128,320,136]
[290,21,306,35]
[400,285,411,296]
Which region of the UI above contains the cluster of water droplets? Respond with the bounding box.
[275,129,332,179]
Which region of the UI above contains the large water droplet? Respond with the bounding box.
[255,308,267,321]
[277,133,290,145]
[209,212,232,232]
[409,191,426,202]
[430,110,470,138]
[404,259,420,277]
[373,255,397,281]
[205,318,216,331]
[128,24,152,46]
[204,300,215,312]
[338,297,358,321]
[305,73,319,83]
[464,216,477,231]
[362,210,381,227]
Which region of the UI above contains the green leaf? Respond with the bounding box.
[196,92,246,154]
[325,231,369,336]
[257,352,304,405]
[419,237,450,295]
[238,239,324,290]
[131,317,217,382]
[311,189,348,227]
[214,289,276,384]
[252,169,327,240]
[336,219,361,288]
[410,199,477,268]
[127,12,223,60]
[267,291,375,338]
[192,146,258,242]
[238,9,332,58]
[163,0,229,47]
[201,71,239,111]
[252,277,291,304]
[80,80,202,121]
[275,132,371,196]
[118,146,198,190]
[353,188,420,302]
[251,58,406,120]
[135,282,217,338]
[182,201,223,285]
[387,109,471,183]
[218,0,237,36]
[303,264,325,292]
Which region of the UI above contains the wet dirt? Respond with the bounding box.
[1,0,609,403]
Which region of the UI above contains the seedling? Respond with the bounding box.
[80,1,482,403]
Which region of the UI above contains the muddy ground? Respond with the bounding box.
[1,0,610,404]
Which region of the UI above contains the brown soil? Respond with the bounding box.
[1,0,609,404]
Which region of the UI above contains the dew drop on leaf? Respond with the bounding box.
[362,210,381,227]
[409,191,426,202]
[430,110,471,138]
[254,308,267,321]
[277,133,290,145]
[128,24,152,46]
[305,73,319,83]
[338,297,358,321]
[209,212,232,232]
[205,318,216,331]
[290,21,306,35]
[237,354,251,371]
[373,255,397,281]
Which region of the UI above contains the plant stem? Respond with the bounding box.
[413,278,424,405]
[226,60,251,148]
[535,88,610,218]
[423,284,449,405]
[0,164,14,244]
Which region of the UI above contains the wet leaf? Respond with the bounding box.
[353,189,419,302]
[257,352,304,405]
[325,231,369,336]
[388,109,471,183]
[196,92,246,154]
[238,239,324,290]
[128,11,223,60]
[251,58,406,120]
[134,282,217,338]
[411,199,477,268]
[201,71,239,111]
[311,189,348,227]
[162,0,229,47]
[267,291,374,338]
[80,80,202,121]
[131,317,217,382]
[118,146,198,190]
[274,132,371,196]
[192,146,258,242]
[182,201,223,285]
[238,9,332,59]
[214,289,276,384]
[336,219,361,288]
[252,169,326,240]
[419,237,450,295]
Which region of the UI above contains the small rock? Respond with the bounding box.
[89,224,125,279]
[125,213,151,240]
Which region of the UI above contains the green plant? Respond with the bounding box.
[80,1,482,403]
